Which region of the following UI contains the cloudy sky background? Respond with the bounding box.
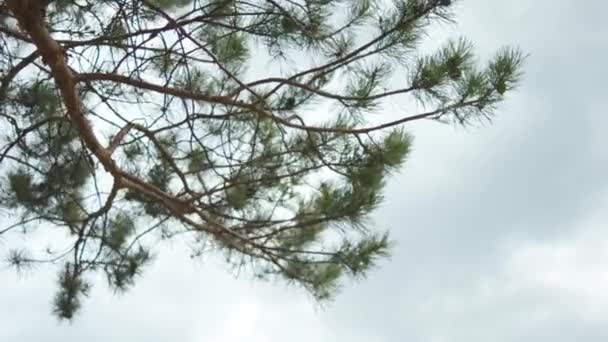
[2,0,608,341]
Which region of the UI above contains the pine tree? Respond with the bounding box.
[0,0,523,319]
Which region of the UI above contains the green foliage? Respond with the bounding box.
[173,68,209,92]
[58,193,85,224]
[124,190,170,218]
[488,47,525,95]
[280,222,326,250]
[17,82,60,117]
[344,62,392,113]
[283,261,343,301]
[123,142,144,161]
[107,214,136,249]
[188,148,209,172]
[412,38,474,91]
[6,249,34,274]
[107,20,127,45]
[225,186,249,209]
[149,0,192,9]
[105,246,151,292]
[206,29,250,69]
[8,170,36,207]
[337,233,391,276]
[53,264,90,320]
[381,130,412,169]
[0,0,524,319]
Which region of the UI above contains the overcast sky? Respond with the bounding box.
[2,0,608,341]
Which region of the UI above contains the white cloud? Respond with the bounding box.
[400,192,608,342]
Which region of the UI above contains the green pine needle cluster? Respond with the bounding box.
[0,0,524,319]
